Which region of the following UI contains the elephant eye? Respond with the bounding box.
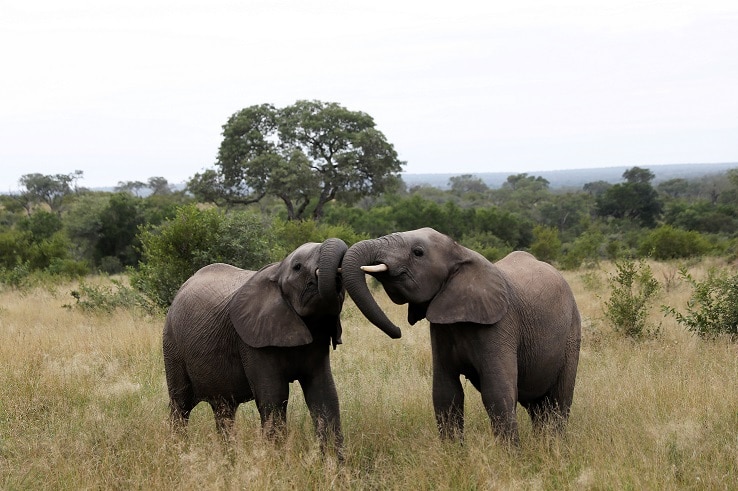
[293,263,302,272]
[412,247,424,257]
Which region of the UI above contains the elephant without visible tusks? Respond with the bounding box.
[342,228,581,445]
[163,239,347,455]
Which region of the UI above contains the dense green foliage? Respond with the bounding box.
[130,205,275,308]
[2,166,738,277]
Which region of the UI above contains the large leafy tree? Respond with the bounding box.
[595,167,663,227]
[190,100,403,220]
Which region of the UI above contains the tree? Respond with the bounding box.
[201,100,403,220]
[95,193,144,268]
[448,174,489,195]
[622,166,655,184]
[147,177,173,196]
[115,180,147,197]
[596,182,663,227]
[595,167,662,227]
[583,180,611,196]
[18,171,83,213]
[502,173,549,192]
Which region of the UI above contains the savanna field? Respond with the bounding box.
[1,260,737,490]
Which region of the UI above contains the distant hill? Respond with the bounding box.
[402,162,738,190]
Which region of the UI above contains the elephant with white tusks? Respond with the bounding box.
[341,228,581,445]
[163,238,348,456]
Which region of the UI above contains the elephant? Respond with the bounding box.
[163,238,348,455]
[341,228,581,444]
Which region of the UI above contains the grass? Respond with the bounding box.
[1,261,738,489]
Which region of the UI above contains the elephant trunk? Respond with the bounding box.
[342,239,402,339]
[317,238,348,303]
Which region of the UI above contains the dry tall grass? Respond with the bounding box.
[1,262,737,489]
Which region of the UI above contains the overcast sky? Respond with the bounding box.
[2,0,737,190]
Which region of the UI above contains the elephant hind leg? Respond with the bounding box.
[523,396,569,433]
[166,374,196,430]
[530,339,580,433]
[168,392,195,431]
[210,398,239,438]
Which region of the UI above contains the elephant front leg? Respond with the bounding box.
[301,370,344,461]
[253,384,290,442]
[432,368,465,441]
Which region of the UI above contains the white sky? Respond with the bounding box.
[1,0,737,190]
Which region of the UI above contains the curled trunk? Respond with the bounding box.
[341,239,402,339]
[317,238,348,305]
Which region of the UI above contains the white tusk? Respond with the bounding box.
[316,268,342,274]
[361,264,388,273]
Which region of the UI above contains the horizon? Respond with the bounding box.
[5,161,735,194]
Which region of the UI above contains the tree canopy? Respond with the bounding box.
[18,171,84,213]
[189,100,404,220]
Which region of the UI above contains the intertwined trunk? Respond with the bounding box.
[341,239,402,339]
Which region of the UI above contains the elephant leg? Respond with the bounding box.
[521,396,557,431]
[300,367,344,459]
[480,387,519,444]
[432,366,465,441]
[210,398,239,437]
[168,395,194,431]
[164,346,195,430]
[479,362,519,445]
[251,383,289,442]
[528,335,580,433]
[527,365,578,433]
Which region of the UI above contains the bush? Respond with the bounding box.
[663,267,738,340]
[638,225,711,260]
[130,205,275,308]
[530,225,561,263]
[46,258,90,278]
[270,219,369,262]
[560,230,605,270]
[459,231,512,262]
[604,258,661,339]
[66,279,156,315]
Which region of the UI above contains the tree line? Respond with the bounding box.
[1,100,737,301]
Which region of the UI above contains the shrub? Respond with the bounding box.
[638,225,711,260]
[530,225,561,263]
[130,205,275,308]
[46,258,90,278]
[560,230,605,270]
[459,231,512,262]
[270,219,369,262]
[66,279,156,315]
[604,258,661,339]
[663,267,738,340]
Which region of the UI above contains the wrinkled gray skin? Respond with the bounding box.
[342,228,581,444]
[163,239,347,454]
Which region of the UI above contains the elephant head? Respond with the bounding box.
[229,239,347,348]
[342,228,510,338]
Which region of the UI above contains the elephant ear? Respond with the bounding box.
[228,264,313,348]
[426,258,510,326]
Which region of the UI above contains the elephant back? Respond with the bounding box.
[166,263,255,344]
